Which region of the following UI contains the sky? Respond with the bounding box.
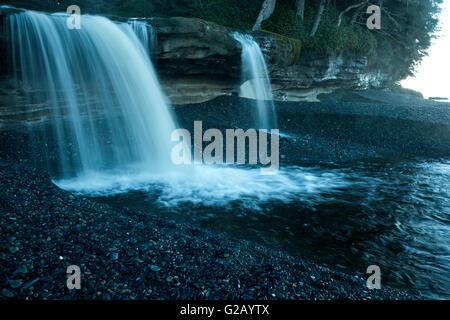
[401,0,450,98]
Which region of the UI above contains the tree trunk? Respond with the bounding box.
[337,1,367,27]
[296,0,305,20]
[310,0,327,37]
[252,0,277,31]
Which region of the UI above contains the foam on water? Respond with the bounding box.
[54,165,349,210]
[233,33,277,130]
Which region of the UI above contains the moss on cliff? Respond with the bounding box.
[261,31,302,67]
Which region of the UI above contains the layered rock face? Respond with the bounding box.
[148,17,242,104]
[253,32,392,102]
[148,17,392,103]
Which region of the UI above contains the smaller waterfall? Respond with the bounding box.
[233,33,277,130]
[128,19,157,59]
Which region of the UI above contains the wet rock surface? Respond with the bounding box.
[0,129,418,300]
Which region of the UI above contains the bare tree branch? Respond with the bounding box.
[381,7,401,29]
[337,1,368,27]
[252,0,277,31]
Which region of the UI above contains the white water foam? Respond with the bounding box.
[54,165,349,210]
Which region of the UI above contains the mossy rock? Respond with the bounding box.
[259,30,302,67]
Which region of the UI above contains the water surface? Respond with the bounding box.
[57,158,450,299]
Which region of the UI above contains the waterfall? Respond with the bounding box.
[7,10,177,179]
[232,33,277,130]
[127,19,157,59]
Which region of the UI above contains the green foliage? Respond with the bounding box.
[261,1,305,40]
[260,1,376,58]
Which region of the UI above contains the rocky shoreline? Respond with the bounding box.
[0,126,420,300]
[175,94,450,163]
[3,91,447,300]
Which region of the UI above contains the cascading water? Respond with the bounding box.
[6,7,315,199]
[232,33,277,130]
[7,10,176,179]
[127,19,157,59]
[6,8,318,198]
